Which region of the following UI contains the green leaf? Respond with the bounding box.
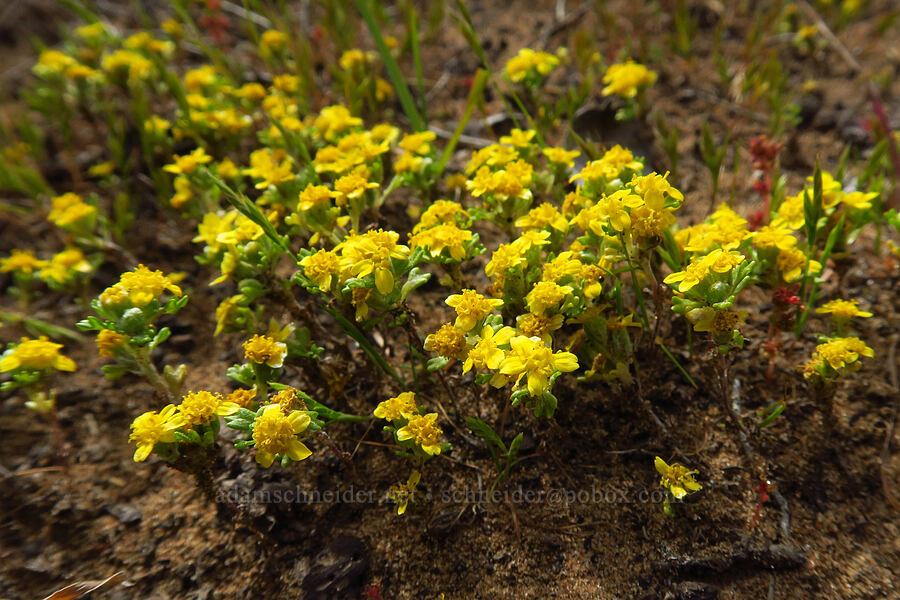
[534,391,558,418]
[323,305,406,387]
[226,363,255,386]
[426,356,451,371]
[202,169,296,261]
[474,372,493,385]
[76,316,106,331]
[759,401,786,427]
[400,268,431,301]
[510,388,529,406]
[506,432,523,464]
[465,417,505,450]
[353,0,426,131]
[101,364,129,380]
[435,69,488,177]
[149,327,171,351]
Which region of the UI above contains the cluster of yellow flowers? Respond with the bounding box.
[0,248,92,290]
[0,337,76,374]
[504,48,560,84]
[100,264,183,309]
[602,61,658,99]
[0,191,103,291]
[129,382,326,468]
[802,337,874,381]
[9,11,892,526]
[130,390,240,461]
[375,391,445,456]
[774,171,877,230]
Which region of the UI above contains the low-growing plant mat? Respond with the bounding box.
[1,1,899,599]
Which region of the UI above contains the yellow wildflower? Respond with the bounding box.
[413,200,468,233]
[236,82,267,102]
[374,391,418,421]
[399,131,437,155]
[47,193,96,228]
[424,323,469,360]
[388,471,421,515]
[244,148,294,189]
[752,225,797,251]
[463,325,516,373]
[314,105,363,140]
[96,329,127,357]
[337,229,409,295]
[630,172,683,210]
[445,290,503,331]
[260,29,289,54]
[300,249,342,293]
[116,264,183,307]
[703,248,746,273]
[773,194,805,230]
[39,248,91,284]
[630,202,673,237]
[333,171,379,204]
[298,184,340,211]
[466,144,518,174]
[485,242,526,286]
[504,48,559,83]
[841,190,877,210]
[654,456,702,499]
[602,61,657,98]
[252,404,312,467]
[541,252,583,283]
[570,145,642,184]
[593,189,644,233]
[33,49,75,77]
[776,247,820,283]
[396,413,444,455]
[499,128,536,148]
[216,213,266,247]
[408,223,472,261]
[268,387,303,413]
[526,281,573,315]
[352,287,372,321]
[515,312,564,346]
[1,249,47,275]
[816,299,872,321]
[0,337,76,372]
[513,229,551,253]
[339,48,370,70]
[243,334,287,368]
[179,390,239,428]
[499,335,578,396]
[515,202,569,232]
[804,336,874,378]
[542,146,581,168]
[194,211,238,254]
[663,257,710,293]
[129,404,185,462]
[227,388,258,409]
[101,50,154,82]
[183,65,217,90]
[163,147,212,175]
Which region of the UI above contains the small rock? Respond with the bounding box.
[106,503,142,525]
[301,535,368,600]
[672,581,719,600]
[24,556,53,575]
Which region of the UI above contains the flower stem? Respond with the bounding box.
[132,344,175,404]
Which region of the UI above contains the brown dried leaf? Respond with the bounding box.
[42,572,123,600]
